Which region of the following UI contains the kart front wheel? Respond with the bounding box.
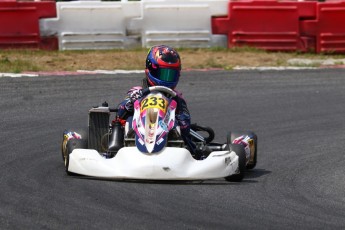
[231,131,257,170]
[225,144,246,182]
[65,139,87,175]
[61,128,88,162]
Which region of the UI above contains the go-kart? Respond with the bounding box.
[61,86,257,182]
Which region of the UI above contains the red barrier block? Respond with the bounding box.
[302,2,345,53]
[212,1,316,52]
[0,1,57,50]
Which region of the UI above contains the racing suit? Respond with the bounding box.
[117,79,196,154]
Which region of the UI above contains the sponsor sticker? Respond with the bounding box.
[159,120,168,132]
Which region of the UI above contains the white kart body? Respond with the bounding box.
[68,147,239,180]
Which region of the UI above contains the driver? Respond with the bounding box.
[116,45,204,158]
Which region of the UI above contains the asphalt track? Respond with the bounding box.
[1,69,345,229]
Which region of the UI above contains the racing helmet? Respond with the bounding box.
[145,45,181,89]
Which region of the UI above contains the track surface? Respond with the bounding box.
[1,69,345,229]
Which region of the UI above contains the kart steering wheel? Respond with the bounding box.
[143,86,177,98]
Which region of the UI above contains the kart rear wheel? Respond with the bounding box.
[65,139,88,175]
[225,144,246,182]
[231,131,257,170]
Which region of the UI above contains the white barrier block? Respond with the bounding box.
[40,0,228,50]
[40,1,141,50]
[129,0,228,48]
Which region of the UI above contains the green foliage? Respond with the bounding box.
[0,55,40,73]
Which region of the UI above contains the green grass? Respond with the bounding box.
[1,48,345,73]
[0,56,40,73]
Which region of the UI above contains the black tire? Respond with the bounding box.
[61,134,67,162]
[65,138,88,175]
[231,131,257,170]
[61,128,88,162]
[225,144,246,182]
[246,139,257,170]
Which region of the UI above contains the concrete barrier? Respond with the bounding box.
[129,0,228,48]
[40,0,228,50]
[40,1,141,50]
[212,0,345,53]
[2,0,345,53]
[0,0,57,49]
[302,1,345,53]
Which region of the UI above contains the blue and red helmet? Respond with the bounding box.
[145,45,181,89]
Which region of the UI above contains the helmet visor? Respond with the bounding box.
[159,68,179,82]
